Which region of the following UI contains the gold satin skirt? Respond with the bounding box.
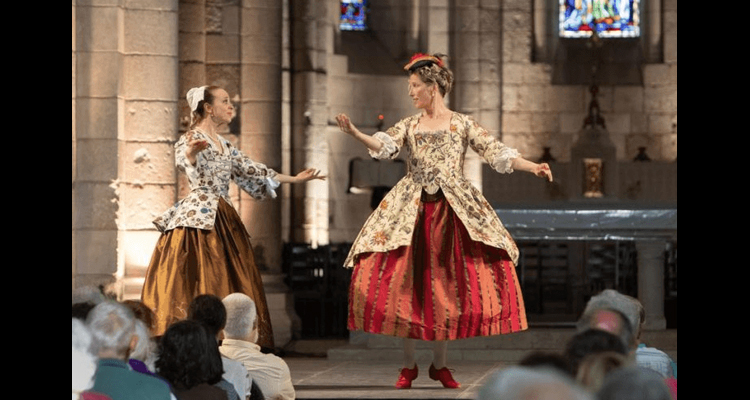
[141,198,274,349]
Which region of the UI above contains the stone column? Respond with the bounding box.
[450,1,502,191]
[289,0,330,246]
[240,0,283,269]
[240,0,292,347]
[72,0,76,289]
[178,0,206,144]
[419,0,450,55]
[636,240,667,330]
[73,1,121,291]
[646,0,663,62]
[117,2,180,299]
[73,1,180,297]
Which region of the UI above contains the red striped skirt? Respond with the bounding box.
[348,192,528,341]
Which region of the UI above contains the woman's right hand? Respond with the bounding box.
[335,113,358,136]
[185,131,209,165]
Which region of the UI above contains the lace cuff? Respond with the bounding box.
[489,146,521,174]
[367,131,400,159]
[265,171,280,199]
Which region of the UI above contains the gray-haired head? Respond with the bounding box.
[129,318,156,368]
[579,289,642,332]
[86,300,136,357]
[478,366,594,400]
[597,366,672,400]
[222,293,257,341]
[72,318,98,394]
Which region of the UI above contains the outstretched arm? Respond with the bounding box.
[274,168,326,184]
[335,113,383,153]
[511,157,554,182]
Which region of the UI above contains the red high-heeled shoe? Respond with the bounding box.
[429,364,461,388]
[395,365,419,389]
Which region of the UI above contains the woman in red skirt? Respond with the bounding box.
[141,85,325,348]
[335,54,553,389]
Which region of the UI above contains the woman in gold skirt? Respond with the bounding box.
[141,85,324,349]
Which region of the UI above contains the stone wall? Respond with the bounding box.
[502,0,677,163]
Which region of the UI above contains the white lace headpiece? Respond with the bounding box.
[186,86,208,112]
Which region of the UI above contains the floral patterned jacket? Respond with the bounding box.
[153,129,280,233]
[343,112,521,267]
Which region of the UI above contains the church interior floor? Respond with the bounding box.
[285,357,506,399]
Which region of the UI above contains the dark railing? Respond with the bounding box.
[282,242,353,339]
[517,240,639,325]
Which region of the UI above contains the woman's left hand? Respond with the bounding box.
[295,168,326,182]
[534,163,554,182]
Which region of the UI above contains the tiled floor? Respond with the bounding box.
[285,357,510,399]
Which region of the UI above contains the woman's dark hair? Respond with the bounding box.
[564,329,629,376]
[189,85,220,131]
[518,351,574,377]
[188,294,227,337]
[155,319,224,390]
[72,302,96,321]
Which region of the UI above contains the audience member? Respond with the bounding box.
[73,285,108,306]
[477,366,594,400]
[73,286,108,321]
[73,318,112,400]
[579,289,676,379]
[597,366,673,400]
[188,294,254,400]
[86,300,172,400]
[518,351,574,378]
[220,293,295,400]
[122,299,157,336]
[128,319,159,376]
[73,301,97,321]
[564,328,630,377]
[118,299,167,381]
[631,298,677,380]
[575,351,631,393]
[155,319,229,400]
[577,306,635,352]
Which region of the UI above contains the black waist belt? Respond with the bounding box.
[420,189,444,203]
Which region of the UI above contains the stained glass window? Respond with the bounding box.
[559,0,640,38]
[340,0,369,31]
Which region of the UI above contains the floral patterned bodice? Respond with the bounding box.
[343,112,521,267]
[153,129,280,232]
